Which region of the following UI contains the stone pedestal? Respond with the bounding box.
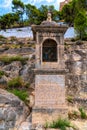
[32,108,67,125]
[32,70,68,125]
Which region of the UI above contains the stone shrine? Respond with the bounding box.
[32,12,68,125]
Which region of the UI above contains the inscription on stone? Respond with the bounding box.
[35,75,65,108]
[39,32,60,37]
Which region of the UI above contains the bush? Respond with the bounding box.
[8,89,28,102]
[82,34,87,41]
[7,77,23,88]
[0,71,5,78]
[0,35,6,39]
[46,118,71,130]
[71,38,76,42]
[10,36,17,42]
[0,55,28,64]
[79,107,87,119]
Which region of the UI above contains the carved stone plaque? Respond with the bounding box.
[35,75,66,108]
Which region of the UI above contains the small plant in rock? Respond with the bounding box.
[10,44,21,49]
[8,89,28,102]
[79,107,87,119]
[7,77,24,88]
[0,55,28,64]
[45,121,49,128]
[0,35,6,39]
[45,118,72,130]
[0,71,5,78]
[10,36,17,42]
[71,38,76,42]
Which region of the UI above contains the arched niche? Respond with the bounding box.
[42,39,57,62]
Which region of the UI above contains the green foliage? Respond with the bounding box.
[25,4,40,25]
[12,0,25,25]
[0,13,19,29]
[0,55,28,64]
[79,107,87,119]
[60,0,87,39]
[8,89,28,101]
[46,118,71,130]
[0,35,6,39]
[10,36,17,41]
[25,4,59,25]
[76,0,87,10]
[61,0,87,27]
[0,71,5,78]
[61,0,78,26]
[0,0,60,28]
[74,10,87,39]
[7,77,23,88]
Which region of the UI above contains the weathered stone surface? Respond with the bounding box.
[65,41,87,102]
[71,120,87,130]
[18,122,32,130]
[2,61,22,79]
[20,62,35,83]
[35,75,66,108]
[0,89,29,130]
[5,47,35,54]
[32,108,67,125]
[0,55,35,84]
[0,76,7,84]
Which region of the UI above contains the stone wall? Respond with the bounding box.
[65,40,87,100]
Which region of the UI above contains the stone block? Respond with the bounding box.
[35,75,66,108]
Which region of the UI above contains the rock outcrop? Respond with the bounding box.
[0,47,35,84]
[65,40,87,108]
[0,88,31,130]
[0,37,87,130]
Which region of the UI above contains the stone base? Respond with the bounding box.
[32,107,68,125]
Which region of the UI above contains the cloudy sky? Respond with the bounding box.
[0,0,64,16]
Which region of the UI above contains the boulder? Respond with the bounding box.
[0,89,29,130]
[3,61,22,79]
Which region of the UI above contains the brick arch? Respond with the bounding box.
[42,39,57,62]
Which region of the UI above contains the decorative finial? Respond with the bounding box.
[47,10,52,22]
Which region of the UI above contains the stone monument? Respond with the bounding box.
[32,12,68,125]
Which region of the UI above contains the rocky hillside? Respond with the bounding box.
[65,40,87,108]
[0,36,35,85]
[0,36,87,130]
[0,88,31,130]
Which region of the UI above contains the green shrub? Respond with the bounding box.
[10,36,17,42]
[8,89,28,102]
[82,34,87,41]
[7,77,23,88]
[46,118,71,130]
[0,71,5,78]
[0,55,28,64]
[0,35,6,39]
[71,38,76,42]
[79,107,87,119]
